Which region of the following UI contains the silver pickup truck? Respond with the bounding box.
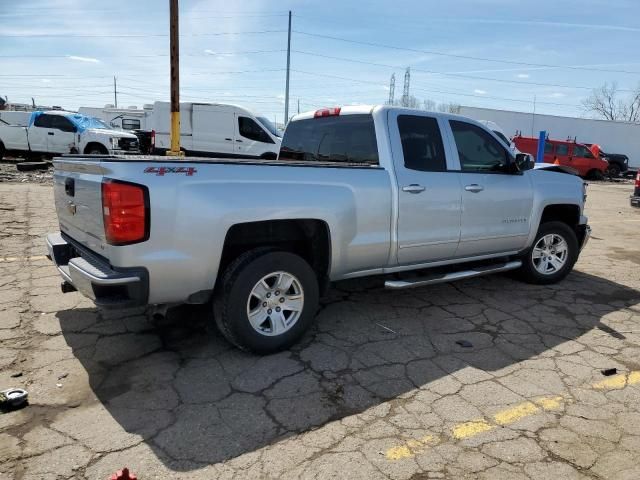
[46,105,590,353]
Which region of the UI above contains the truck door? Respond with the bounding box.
[571,144,596,177]
[192,105,234,155]
[389,111,462,264]
[47,115,77,153]
[447,120,534,257]
[29,113,54,152]
[235,115,276,158]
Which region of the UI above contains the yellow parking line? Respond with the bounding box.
[0,255,48,263]
[385,372,640,461]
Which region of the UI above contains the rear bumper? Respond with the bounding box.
[631,195,640,208]
[45,232,148,309]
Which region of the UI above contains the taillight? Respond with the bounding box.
[102,179,149,245]
[635,172,640,188]
[151,129,156,149]
[314,107,341,118]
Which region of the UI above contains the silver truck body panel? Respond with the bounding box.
[48,105,588,307]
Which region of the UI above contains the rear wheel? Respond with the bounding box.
[587,169,604,180]
[0,142,5,161]
[516,221,579,285]
[606,163,621,178]
[213,249,319,354]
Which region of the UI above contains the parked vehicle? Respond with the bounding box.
[151,102,281,159]
[79,105,154,154]
[459,105,640,171]
[592,149,629,177]
[513,135,608,179]
[0,111,140,160]
[631,171,640,208]
[0,111,31,127]
[46,105,590,353]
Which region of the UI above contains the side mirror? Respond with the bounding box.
[515,153,533,171]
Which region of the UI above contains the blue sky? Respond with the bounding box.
[1,0,639,123]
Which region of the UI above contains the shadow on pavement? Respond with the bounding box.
[57,270,639,470]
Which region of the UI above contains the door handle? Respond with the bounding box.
[224,138,232,141]
[236,139,243,143]
[465,184,484,193]
[402,184,426,194]
[48,132,54,136]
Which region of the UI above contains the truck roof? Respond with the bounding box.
[290,104,479,123]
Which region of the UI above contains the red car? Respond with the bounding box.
[513,135,608,179]
[631,171,640,208]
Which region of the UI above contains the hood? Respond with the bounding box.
[83,128,138,139]
[533,163,579,176]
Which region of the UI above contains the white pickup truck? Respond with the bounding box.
[46,105,590,354]
[0,110,140,160]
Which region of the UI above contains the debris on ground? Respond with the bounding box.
[0,388,29,410]
[110,467,137,480]
[456,339,474,348]
[375,323,397,334]
[10,372,23,378]
[0,160,53,184]
[601,368,618,376]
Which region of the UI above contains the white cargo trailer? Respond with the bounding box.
[78,105,153,131]
[459,106,640,169]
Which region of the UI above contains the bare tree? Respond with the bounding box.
[423,99,437,111]
[438,102,461,114]
[582,82,640,122]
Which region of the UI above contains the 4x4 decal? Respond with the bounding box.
[144,166,197,176]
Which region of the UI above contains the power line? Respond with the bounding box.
[291,50,636,93]
[0,30,286,38]
[0,49,285,59]
[292,30,640,75]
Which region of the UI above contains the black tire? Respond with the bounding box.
[213,249,319,354]
[0,142,4,161]
[606,163,621,178]
[86,144,108,155]
[516,221,579,285]
[587,169,604,181]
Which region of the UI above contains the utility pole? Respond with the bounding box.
[168,0,182,156]
[297,98,300,114]
[388,73,395,105]
[113,76,118,108]
[402,67,410,107]
[284,10,292,124]
[531,95,537,137]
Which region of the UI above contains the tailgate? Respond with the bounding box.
[53,158,106,253]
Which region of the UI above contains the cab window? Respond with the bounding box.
[33,114,54,128]
[544,142,553,154]
[450,120,509,172]
[50,116,76,132]
[573,145,594,158]
[238,117,274,144]
[397,115,446,172]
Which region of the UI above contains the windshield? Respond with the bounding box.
[69,114,110,130]
[257,116,281,138]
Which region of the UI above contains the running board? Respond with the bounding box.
[384,260,522,290]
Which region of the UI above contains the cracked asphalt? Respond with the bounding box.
[1,180,639,479]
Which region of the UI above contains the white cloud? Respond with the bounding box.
[41,79,51,83]
[549,92,566,98]
[517,73,530,79]
[473,89,487,95]
[67,55,99,63]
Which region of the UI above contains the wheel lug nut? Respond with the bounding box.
[275,291,280,296]
[279,297,285,303]
[276,307,281,312]
[262,302,267,307]
[266,293,271,298]
[267,309,272,314]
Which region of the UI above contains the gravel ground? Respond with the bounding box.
[0,181,639,479]
[0,161,53,185]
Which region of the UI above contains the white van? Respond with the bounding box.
[151,102,281,159]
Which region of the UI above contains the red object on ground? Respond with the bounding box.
[110,468,137,480]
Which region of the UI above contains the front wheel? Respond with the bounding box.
[213,249,319,354]
[516,221,579,285]
[606,164,621,178]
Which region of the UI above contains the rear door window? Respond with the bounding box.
[556,144,569,156]
[279,114,379,165]
[238,117,274,144]
[397,115,446,172]
[544,142,553,154]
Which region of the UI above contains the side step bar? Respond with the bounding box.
[384,260,522,290]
